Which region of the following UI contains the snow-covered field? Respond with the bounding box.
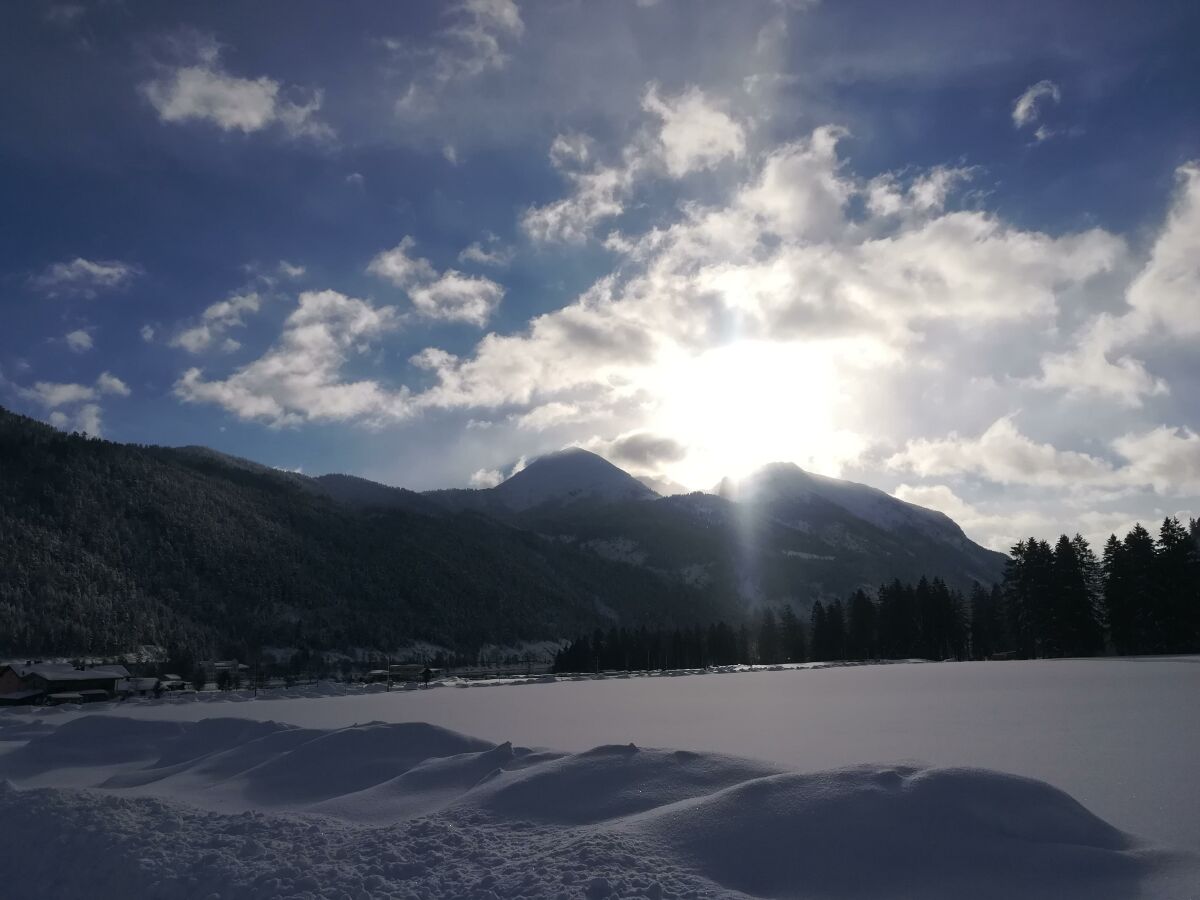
[2,657,1198,898]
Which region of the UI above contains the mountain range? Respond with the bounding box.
[0,406,1005,657]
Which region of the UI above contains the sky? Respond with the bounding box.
[1,0,1198,551]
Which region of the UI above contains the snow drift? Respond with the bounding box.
[1,714,1196,899]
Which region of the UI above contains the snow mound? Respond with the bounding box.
[311,741,533,822]
[460,742,782,825]
[626,764,1166,899]
[2,715,1197,899]
[238,720,492,805]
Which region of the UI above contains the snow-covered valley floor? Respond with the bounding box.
[2,657,1198,899]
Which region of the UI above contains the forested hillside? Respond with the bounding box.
[0,408,724,658]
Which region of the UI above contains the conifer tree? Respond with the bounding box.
[779,604,807,662]
[1102,534,1130,653]
[846,589,877,659]
[1123,524,1158,653]
[1051,534,1101,656]
[758,608,781,664]
[826,600,847,660]
[969,581,1008,659]
[1002,538,1054,658]
[810,601,829,662]
[1156,517,1195,652]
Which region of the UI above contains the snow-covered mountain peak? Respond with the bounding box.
[717,461,967,544]
[716,462,815,502]
[492,448,659,512]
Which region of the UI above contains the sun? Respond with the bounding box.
[650,339,867,489]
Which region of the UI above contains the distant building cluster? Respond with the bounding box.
[0,662,186,706]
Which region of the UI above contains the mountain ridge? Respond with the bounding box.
[0,406,1006,657]
[176,444,1007,601]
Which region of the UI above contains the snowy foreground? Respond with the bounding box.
[2,658,1199,899]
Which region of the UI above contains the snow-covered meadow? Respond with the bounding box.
[2,657,1198,898]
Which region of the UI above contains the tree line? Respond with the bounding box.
[976,518,1200,659]
[555,518,1200,671]
[553,575,972,672]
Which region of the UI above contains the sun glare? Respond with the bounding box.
[652,340,867,489]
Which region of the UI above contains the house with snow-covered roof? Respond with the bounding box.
[0,662,131,704]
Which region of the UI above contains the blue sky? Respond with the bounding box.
[1,0,1198,549]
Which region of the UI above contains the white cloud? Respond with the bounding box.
[172,330,213,354]
[436,0,525,79]
[1112,427,1200,495]
[368,239,503,326]
[391,0,524,113]
[548,133,594,171]
[522,160,637,244]
[1012,79,1060,128]
[141,44,331,140]
[736,126,855,240]
[890,418,1200,497]
[30,258,140,298]
[96,372,130,397]
[48,403,103,436]
[409,272,504,327]
[458,234,514,267]
[174,289,410,427]
[16,372,129,437]
[171,291,261,354]
[642,85,745,177]
[1031,161,1199,404]
[523,85,745,244]
[366,238,437,287]
[140,325,156,343]
[278,261,306,279]
[867,166,973,218]
[469,467,504,488]
[22,381,96,408]
[512,402,587,431]
[1124,162,1200,339]
[887,416,1116,487]
[1032,315,1168,408]
[65,330,92,353]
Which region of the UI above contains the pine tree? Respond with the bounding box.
[969,582,999,659]
[1156,517,1196,653]
[757,608,781,664]
[1102,535,1129,653]
[810,601,829,662]
[1051,535,1102,656]
[778,605,807,662]
[877,579,916,659]
[1123,524,1158,653]
[826,600,847,660]
[846,589,877,659]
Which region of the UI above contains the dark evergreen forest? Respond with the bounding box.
[555,521,1200,671]
[0,408,723,658]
